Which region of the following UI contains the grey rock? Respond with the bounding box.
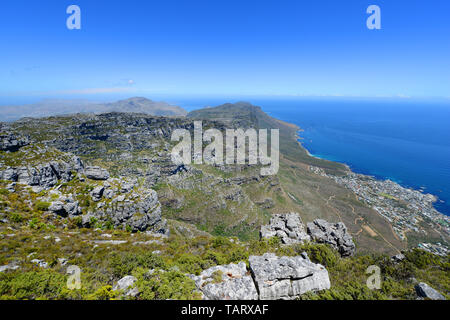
[249,253,330,300]
[95,189,168,234]
[0,132,29,151]
[307,219,356,257]
[31,259,49,269]
[81,213,95,227]
[49,198,81,217]
[260,213,310,244]
[391,253,406,263]
[104,188,116,199]
[415,282,446,300]
[85,166,110,180]
[0,158,80,189]
[91,185,105,201]
[49,201,66,216]
[58,258,68,266]
[0,168,18,181]
[113,275,139,297]
[190,262,258,300]
[0,263,20,273]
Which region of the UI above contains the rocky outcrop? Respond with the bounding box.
[48,197,82,217]
[260,213,310,244]
[415,282,446,300]
[0,157,83,190]
[0,262,20,273]
[391,253,406,263]
[0,132,29,151]
[84,181,168,234]
[84,166,109,180]
[307,219,356,257]
[113,275,139,297]
[190,262,258,300]
[249,253,330,300]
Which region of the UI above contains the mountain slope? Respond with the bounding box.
[0,97,187,121]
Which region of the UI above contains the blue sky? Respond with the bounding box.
[1,0,449,103]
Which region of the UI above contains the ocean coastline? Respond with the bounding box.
[295,131,449,255]
[296,130,445,211]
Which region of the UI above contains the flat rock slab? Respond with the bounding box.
[190,262,258,300]
[249,253,330,300]
[415,282,446,300]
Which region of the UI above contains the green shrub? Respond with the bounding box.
[109,252,166,278]
[9,212,23,223]
[134,268,201,300]
[294,243,339,268]
[0,271,66,300]
[35,201,51,212]
[87,285,119,300]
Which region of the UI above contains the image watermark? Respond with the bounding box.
[66,5,81,30]
[66,265,81,290]
[171,121,279,176]
[366,265,381,289]
[366,5,381,30]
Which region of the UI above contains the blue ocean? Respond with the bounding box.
[174,97,450,217]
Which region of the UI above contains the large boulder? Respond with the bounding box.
[0,157,83,189]
[113,275,139,297]
[249,253,330,300]
[307,219,356,257]
[190,262,258,300]
[92,189,168,234]
[0,132,29,151]
[415,282,446,300]
[84,166,110,180]
[49,197,82,217]
[260,213,310,244]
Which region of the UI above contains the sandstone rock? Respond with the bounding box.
[249,253,330,300]
[260,213,310,244]
[95,189,168,234]
[190,262,258,300]
[391,253,406,263]
[415,282,446,300]
[31,259,49,269]
[0,168,18,181]
[0,132,29,151]
[113,275,139,297]
[0,159,80,189]
[49,198,81,217]
[0,263,19,273]
[85,166,110,180]
[91,185,105,201]
[307,219,356,257]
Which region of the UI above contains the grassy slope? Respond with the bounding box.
[188,102,407,255]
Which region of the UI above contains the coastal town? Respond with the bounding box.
[310,166,449,256]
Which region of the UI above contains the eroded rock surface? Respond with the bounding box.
[190,262,258,300]
[260,213,310,244]
[113,275,139,297]
[249,253,330,300]
[415,282,446,300]
[307,219,356,257]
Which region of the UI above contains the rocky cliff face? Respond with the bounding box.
[307,219,356,257]
[260,213,310,244]
[0,132,168,234]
